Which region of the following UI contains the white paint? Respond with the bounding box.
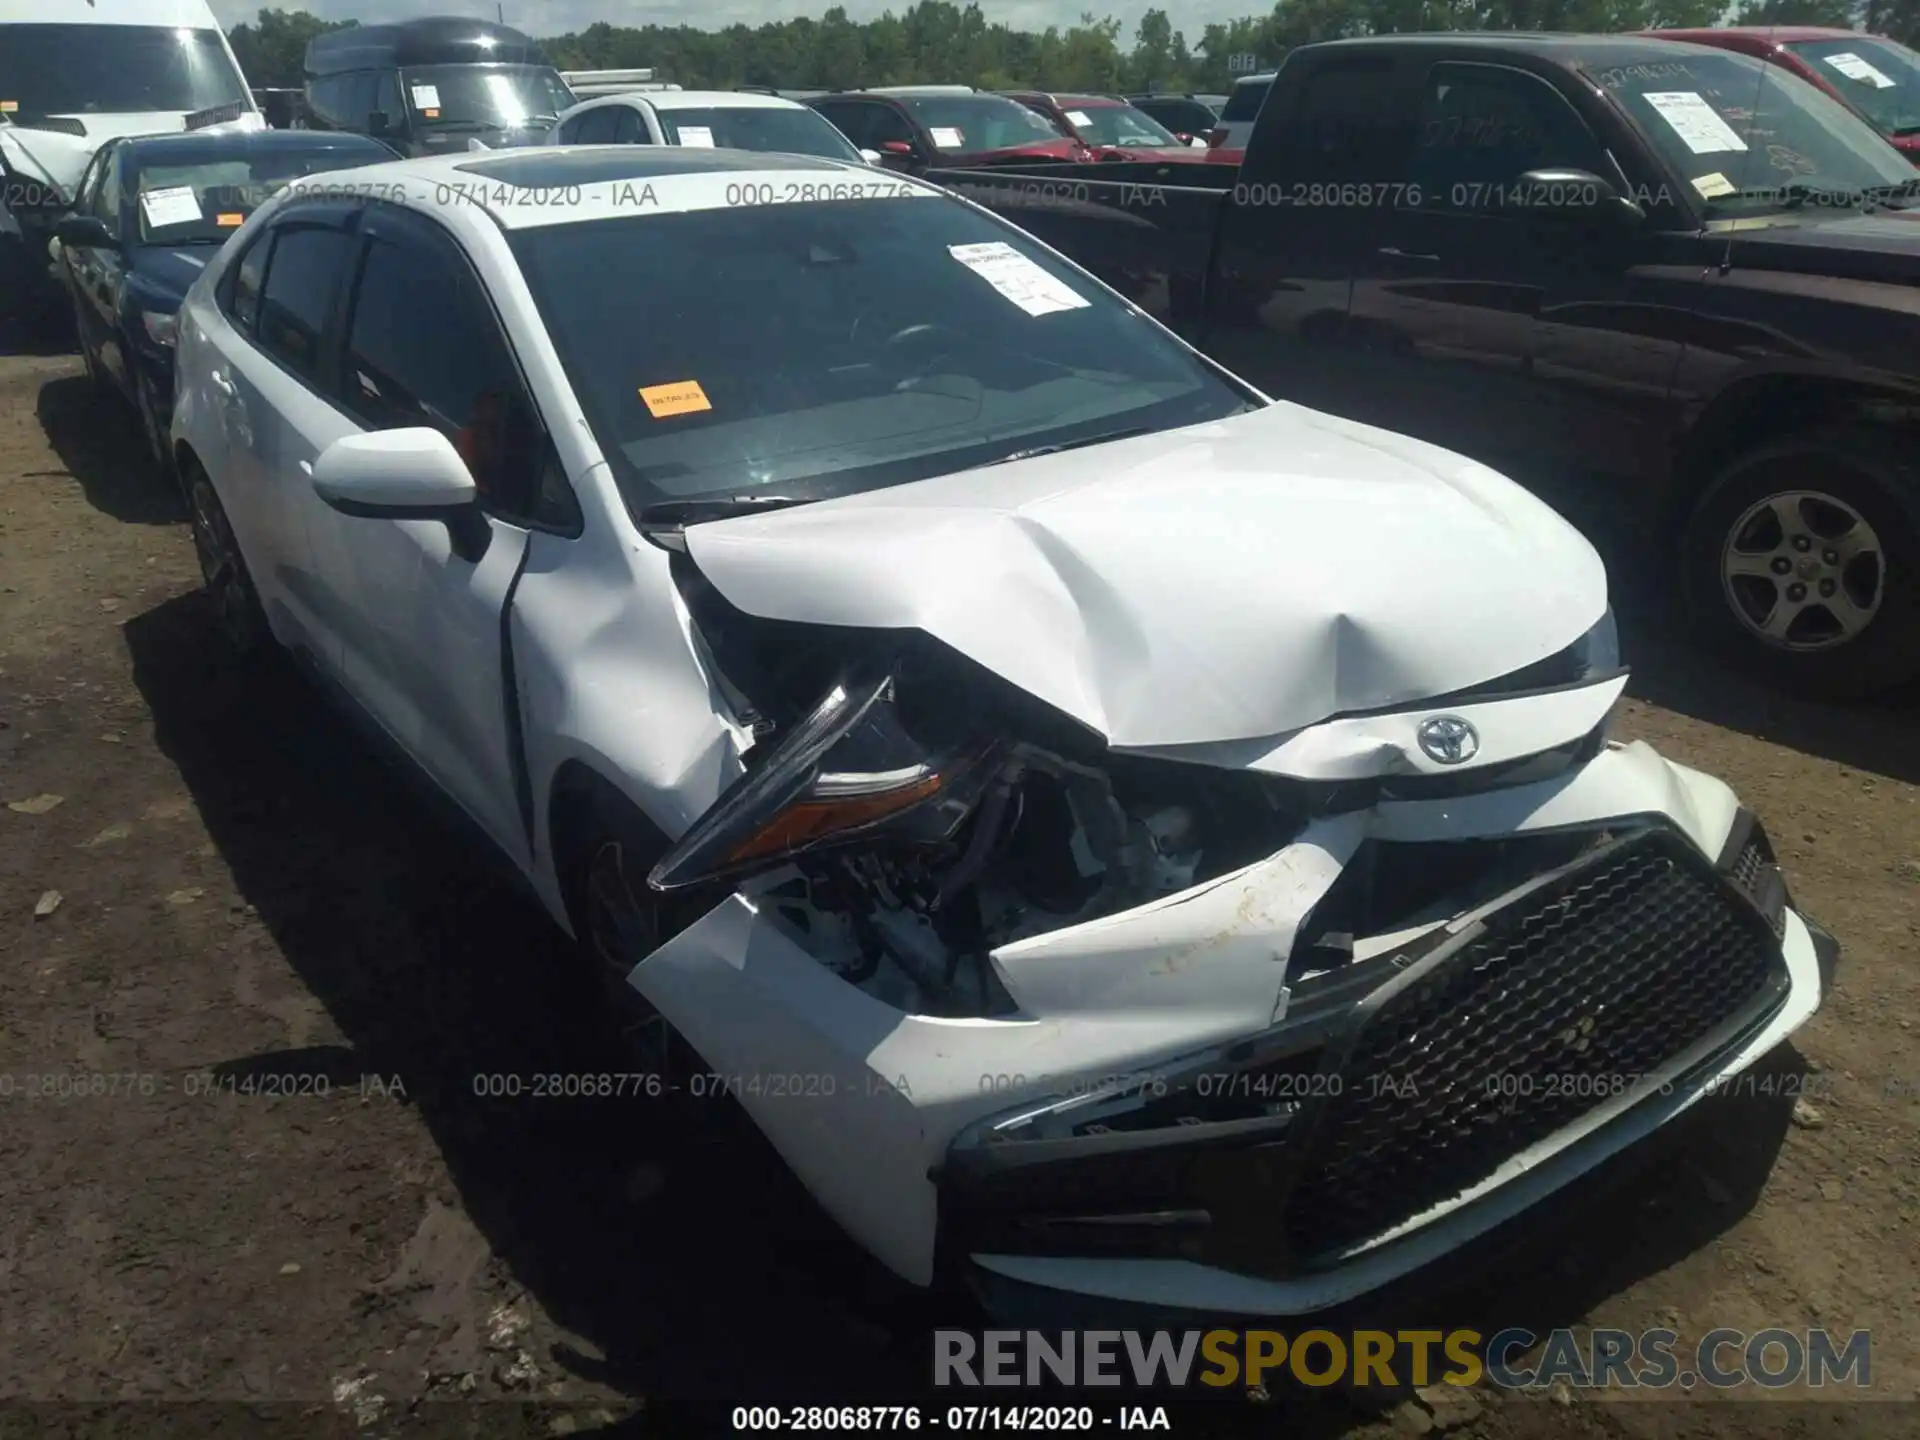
[947,240,1090,316]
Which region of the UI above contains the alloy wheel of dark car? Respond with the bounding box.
[1682,427,1920,697]
[188,473,268,656]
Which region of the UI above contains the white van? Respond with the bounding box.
[1,0,259,288]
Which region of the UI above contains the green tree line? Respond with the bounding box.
[228,1,1920,95]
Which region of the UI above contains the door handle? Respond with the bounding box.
[1377,246,1441,263]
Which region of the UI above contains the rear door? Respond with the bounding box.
[210,204,363,657]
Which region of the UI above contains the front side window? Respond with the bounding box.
[1588,49,1918,214]
[397,64,573,132]
[1782,36,1920,140]
[654,106,862,161]
[254,226,356,379]
[1408,63,1608,203]
[226,235,270,332]
[898,95,1064,152]
[508,197,1256,512]
[341,226,542,517]
[88,149,123,230]
[0,26,248,119]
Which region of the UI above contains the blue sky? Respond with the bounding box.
[207,1,1278,43]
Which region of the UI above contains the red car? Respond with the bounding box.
[1642,27,1920,163]
[808,88,1088,175]
[998,91,1208,162]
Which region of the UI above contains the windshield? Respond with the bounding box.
[1064,103,1182,148]
[399,64,574,130]
[900,95,1064,152]
[509,196,1252,509]
[130,142,393,245]
[1783,37,1920,138]
[1592,51,1917,213]
[656,106,861,161]
[0,26,248,119]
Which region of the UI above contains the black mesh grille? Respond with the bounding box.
[1281,827,1788,1260]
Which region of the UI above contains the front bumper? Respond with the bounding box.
[627,740,1831,1310]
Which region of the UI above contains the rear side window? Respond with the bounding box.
[612,107,646,143]
[226,236,270,333]
[575,107,622,144]
[255,227,356,379]
[1221,79,1271,122]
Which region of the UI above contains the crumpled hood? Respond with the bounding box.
[0,111,263,194]
[680,401,1610,749]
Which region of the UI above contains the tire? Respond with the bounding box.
[1680,426,1920,698]
[560,796,712,1082]
[186,468,270,658]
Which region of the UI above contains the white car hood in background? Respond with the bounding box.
[681,402,1610,749]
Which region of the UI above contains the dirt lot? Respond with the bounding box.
[2,322,1918,1440]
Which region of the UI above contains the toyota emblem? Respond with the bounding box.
[1416,714,1480,765]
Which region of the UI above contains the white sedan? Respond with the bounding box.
[545,88,878,164]
[168,144,1837,1322]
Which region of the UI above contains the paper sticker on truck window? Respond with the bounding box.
[0,101,17,113]
[949,241,1090,317]
[215,212,245,227]
[677,125,715,147]
[1065,110,1094,127]
[139,185,203,229]
[411,85,441,109]
[930,127,965,148]
[1691,171,1735,198]
[1642,92,1749,155]
[1823,52,1896,88]
[640,379,712,418]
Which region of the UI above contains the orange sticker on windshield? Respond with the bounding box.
[640,380,711,418]
[0,101,17,112]
[216,212,244,227]
[423,108,440,118]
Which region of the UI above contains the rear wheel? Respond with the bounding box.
[187,468,269,658]
[1680,427,1920,698]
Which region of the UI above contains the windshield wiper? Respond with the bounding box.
[635,494,809,549]
[983,426,1156,466]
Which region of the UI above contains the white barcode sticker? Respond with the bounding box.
[1824,52,1896,88]
[1643,92,1749,155]
[930,126,964,149]
[678,125,715,147]
[139,185,203,229]
[410,84,441,109]
[949,241,1090,317]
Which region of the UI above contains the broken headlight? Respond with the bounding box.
[649,667,1000,892]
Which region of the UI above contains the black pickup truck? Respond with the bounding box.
[928,32,1920,698]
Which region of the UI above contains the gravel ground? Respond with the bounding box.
[1,335,1916,1440]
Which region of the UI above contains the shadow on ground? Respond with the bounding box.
[122,586,1799,1433]
[35,373,185,526]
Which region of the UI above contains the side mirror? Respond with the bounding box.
[880,140,915,155]
[312,427,491,557]
[366,109,390,136]
[859,148,883,165]
[55,214,117,250]
[1516,168,1645,225]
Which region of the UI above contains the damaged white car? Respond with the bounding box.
[169,145,1839,1322]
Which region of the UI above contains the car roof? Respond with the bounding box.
[638,90,809,111]
[254,144,900,232]
[113,130,393,165]
[1309,31,1757,65]
[1649,25,1863,42]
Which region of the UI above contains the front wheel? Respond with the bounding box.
[1680,427,1920,698]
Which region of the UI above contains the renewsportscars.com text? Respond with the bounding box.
[934,1327,1871,1390]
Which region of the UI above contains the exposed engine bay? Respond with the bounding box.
[656,552,1615,1018]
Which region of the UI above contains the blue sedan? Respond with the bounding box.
[54,129,396,488]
